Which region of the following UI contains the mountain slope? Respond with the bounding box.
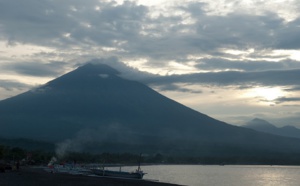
[1,63,300,157]
[243,118,300,139]
[0,64,230,141]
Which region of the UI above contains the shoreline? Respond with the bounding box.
[0,167,183,186]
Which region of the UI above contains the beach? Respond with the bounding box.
[0,167,183,186]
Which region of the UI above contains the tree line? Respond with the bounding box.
[2,144,300,165]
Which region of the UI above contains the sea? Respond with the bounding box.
[120,165,300,186]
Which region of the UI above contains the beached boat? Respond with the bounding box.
[45,155,146,179]
[91,153,146,179]
[91,168,145,179]
[45,164,92,175]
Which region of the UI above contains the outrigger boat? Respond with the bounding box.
[91,167,145,179]
[45,155,146,179]
[91,154,146,179]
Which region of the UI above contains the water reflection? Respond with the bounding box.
[122,165,300,186]
[252,166,297,186]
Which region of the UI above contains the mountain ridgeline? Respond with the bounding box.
[1,63,300,161]
[243,118,300,139]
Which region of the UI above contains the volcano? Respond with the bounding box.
[1,63,300,157]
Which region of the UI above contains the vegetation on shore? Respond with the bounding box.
[2,144,300,166]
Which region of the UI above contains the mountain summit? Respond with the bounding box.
[1,63,300,157]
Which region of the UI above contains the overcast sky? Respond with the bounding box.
[1,0,300,127]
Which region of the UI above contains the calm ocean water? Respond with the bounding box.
[121,165,300,186]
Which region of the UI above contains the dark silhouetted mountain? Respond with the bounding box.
[243,118,300,139]
[1,63,300,159]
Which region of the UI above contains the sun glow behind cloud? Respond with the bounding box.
[244,87,285,104]
[273,50,300,61]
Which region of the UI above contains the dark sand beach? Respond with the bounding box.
[0,167,183,186]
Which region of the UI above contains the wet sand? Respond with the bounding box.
[0,167,183,186]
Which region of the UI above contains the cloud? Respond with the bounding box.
[276,18,300,49]
[152,83,203,93]
[285,86,300,91]
[195,58,300,72]
[0,79,31,91]
[274,97,300,104]
[0,0,298,63]
[143,69,300,88]
[1,61,68,77]
[82,57,156,81]
[0,0,148,49]
[0,0,299,80]
[75,57,300,95]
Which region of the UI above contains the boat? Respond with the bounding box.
[91,153,146,179]
[45,155,146,179]
[91,168,145,179]
[45,157,92,175]
[45,163,92,175]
